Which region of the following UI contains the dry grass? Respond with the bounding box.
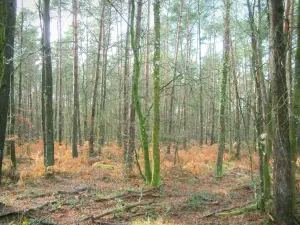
[4,141,125,183]
[161,144,260,176]
[3,140,262,184]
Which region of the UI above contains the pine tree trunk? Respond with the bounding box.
[197,0,203,147]
[58,0,63,145]
[72,0,79,158]
[0,0,16,183]
[98,7,111,154]
[89,3,105,155]
[269,0,294,222]
[151,0,161,187]
[123,0,131,163]
[167,0,183,154]
[216,0,230,176]
[18,0,24,139]
[43,0,54,166]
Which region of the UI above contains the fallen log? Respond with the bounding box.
[203,201,255,217]
[81,200,155,222]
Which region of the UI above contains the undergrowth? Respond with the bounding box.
[2,140,261,185]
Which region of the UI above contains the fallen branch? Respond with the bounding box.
[95,188,158,202]
[81,200,155,222]
[0,200,59,219]
[17,189,87,200]
[203,201,255,217]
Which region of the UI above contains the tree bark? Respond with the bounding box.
[0,0,16,183]
[43,0,55,167]
[123,0,131,164]
[151,0,161,187]
[167,0,183,154]
[216,0,230,176]
[130,0,152,182]
[89,3,105,155]
[269,0,293,222]
[72,0,79,158]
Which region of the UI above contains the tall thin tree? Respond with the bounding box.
[216,0,230,176]
[43,0,54,167]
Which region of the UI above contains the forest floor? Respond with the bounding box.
[0,141,299,225]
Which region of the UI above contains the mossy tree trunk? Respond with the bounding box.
[290,0,300,214]
[151,0,161,187]
[269,0,294,222]
[124,0,132,172]
[246,0,266,210]
[216,0,230,177]
[130,0,152,183]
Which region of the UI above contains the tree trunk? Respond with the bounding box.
[0,0,16,183]
[18,0,24,139]
[98,6,111,154]
[88,3,105,155]
[269,0,294,222]
[246,0,266,210]
[290,0,299,215]
[58,0,63,145]
[123,0,131,164]
[197,0,203,147]
[151,0,161,187]
[130,0,152,183]
[43,0,55,167]
[216,0,230,176]
[167,0,183,154]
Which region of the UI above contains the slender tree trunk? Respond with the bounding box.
[216,0,230,176]
[88,3,105,155]
[117,19,122,147]
[124,0,131,164]
[8,36,16,169]
[43,0,54,167]
[57,0,63,145]
[98,8,111,154]
[151,0,161,187]
[145,0,150,128]
[18,0,24,139]
[232,48,241,159]
[197,0,203,147]
[246,0,266,210]
[130,0,152,182]
[72,0,79,158]
[167,0,183,154]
